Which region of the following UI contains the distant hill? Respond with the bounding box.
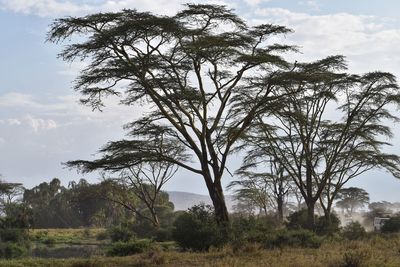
[167,191,236,212]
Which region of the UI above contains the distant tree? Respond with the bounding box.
[228,156,291,223]
[336,187,369,215]
[48,4,297,225]
[0,177,24,210]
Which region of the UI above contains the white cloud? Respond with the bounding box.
[0,0,93,17]
[243,0,272,7]
[0,0,235,17]
[24,115,57,132]
[7,118,22,126]
[251,8,400,75]
[0,93,39,108]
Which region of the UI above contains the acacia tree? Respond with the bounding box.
[243,56,400,227]
[336,187,369,215]
[67,127,177,227]
[49,4,296,224]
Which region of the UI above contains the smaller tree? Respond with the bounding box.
[336,187,369,215]
[68,128,179,228]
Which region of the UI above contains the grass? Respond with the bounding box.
[2,235,400,266]
[30,228,107,245]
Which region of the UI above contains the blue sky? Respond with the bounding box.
[1,0,400,202]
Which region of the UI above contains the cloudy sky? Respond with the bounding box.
[1,0,400,201]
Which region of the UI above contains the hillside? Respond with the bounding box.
[167,191,236,212]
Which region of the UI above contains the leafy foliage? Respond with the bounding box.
[172,204,227,251]
[381,215,400,233]
[342,221,367,240]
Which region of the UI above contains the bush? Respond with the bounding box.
[106,240,152,256]
[0,228,28,243]
[154,228,173,242]
[381,216,400,233]
[230,215,273,246]
[315,213,340,235]
[267,229,323,249]
[96,231,108,241]
[286,209,340,235]
[0,243,28,259]
[342,222,367,240]
[286,209,314,230]
[107,225,136,242]
[172,204,227,251]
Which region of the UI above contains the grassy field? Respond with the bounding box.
[1,233,400,266]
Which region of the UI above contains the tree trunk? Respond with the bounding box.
[209,181,229,225]
[277,195,284,224]
[305,199,315,229]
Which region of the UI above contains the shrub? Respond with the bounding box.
[154,227,173,242]
[286,209,340,235]
[172,204,227,251]
[267,229,323,249]
[96,231,108,241]
[106,240,152,256]
[0,243,28,259]
[286,209,314,230]
[0,228,28,243]
[107,225,136,242]
[230,215,273,247]
[315,213,340,235]
[381,216,400,233]
[342,222,367,240]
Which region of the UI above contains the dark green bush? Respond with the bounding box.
[0,228,28,243]
[172,204,227,251]
[286,209,313,230]
[315,213,340,235]
[342,221,367,240]
[381,216,400,233]
[96,231,108,241]
[154,227,173,242]
[106,240,152,256]
[230,215,273,246]
[286,209,340,235]
[107,225,136,242]
[0,243,28,259]
[266,229,323,249]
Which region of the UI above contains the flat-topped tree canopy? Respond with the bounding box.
[50,4,297,225]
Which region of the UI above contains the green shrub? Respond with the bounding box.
[172,204,227,251]
[286,209,340,235]
[0,243,28,259]
[315,213,340,235]
[342,222,366,240]
[154,228,173,242]
[106,240,152,256]
[0,228,28,243]
[230,215,273,247]
[381,216,400,233]
[107,225,136,242]
[96,231,108,241]
[266,229,323,249]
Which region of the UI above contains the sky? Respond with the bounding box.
[1,0,400,202]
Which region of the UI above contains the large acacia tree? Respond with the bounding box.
[49,4,297,224]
